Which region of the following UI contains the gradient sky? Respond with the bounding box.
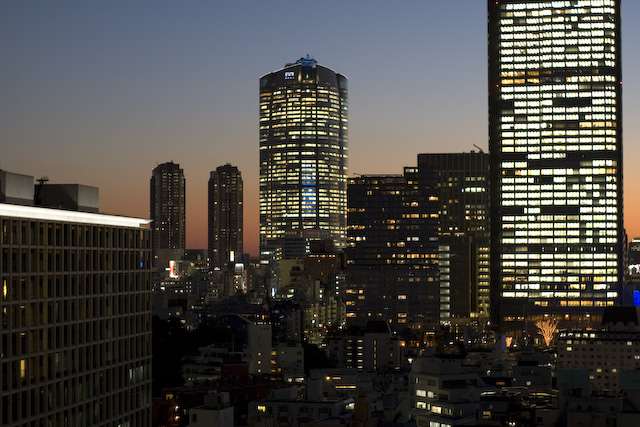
[2,1,639,256]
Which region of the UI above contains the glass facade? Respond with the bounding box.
[259,58,348,250]
[489,1,623,330]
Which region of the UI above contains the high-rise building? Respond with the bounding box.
[208,164,243,267]
[259,56,348,252]
[346,167,440,330]
[0,180,152,426]
[418,152,490,322]
[150,161,185,267]
[489,1,623,333]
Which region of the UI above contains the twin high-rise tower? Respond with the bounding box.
[208,164,243,267]
[150,162,244,270]
[259,57,348,251]
[150,161,186,267]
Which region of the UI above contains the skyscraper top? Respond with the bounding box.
[286,55,317,69]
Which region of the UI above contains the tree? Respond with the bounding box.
[535,318,559,347]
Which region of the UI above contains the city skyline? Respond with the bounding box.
[3,1,640,256]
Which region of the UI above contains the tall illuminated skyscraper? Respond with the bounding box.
[259,57,348,252]
[489,1,623,332]
[150,161,185,267]
[208,164,243,267]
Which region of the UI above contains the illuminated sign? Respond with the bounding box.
[169,260,179,279]
[284,71,295,80]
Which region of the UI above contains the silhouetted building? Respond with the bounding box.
[259,56,348,252]
[208,164,243,267]
[35,183,99,213]
[346,166,440,330]
[0,196,152,425]
[150,161,185,267]
[489,0,623,333]
[418,152,490,322]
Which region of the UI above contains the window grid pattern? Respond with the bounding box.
[0,215,152,426]
[491,0,622,318]
[259,62,348,249]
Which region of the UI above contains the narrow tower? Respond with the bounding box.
[208,164,243,267]
[150,161,186,267]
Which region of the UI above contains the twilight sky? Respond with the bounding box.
[2,1,639,256]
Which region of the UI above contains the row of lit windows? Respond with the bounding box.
[503,2,615,12]
[501,20,613,30]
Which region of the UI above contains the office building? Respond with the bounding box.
[346,167,440,330]
[0,183,152,425]
[208,164,243,267]
[259,56,348,252]
[488,1,623,332]
[150,161,185,267]
[418,152,490,322]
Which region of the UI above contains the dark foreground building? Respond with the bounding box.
[0,173,152,426]
[346,167,440,330]
[418,152,490,323]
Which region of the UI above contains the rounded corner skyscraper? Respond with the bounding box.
[259,57,348,252]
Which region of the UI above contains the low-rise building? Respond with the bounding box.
[409,356,496,427]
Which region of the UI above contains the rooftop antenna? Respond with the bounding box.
[34,176,49,205]
[473,144,484,153]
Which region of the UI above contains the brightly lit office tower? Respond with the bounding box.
[150,161,185,267]
[489,1,623,333]
[208,164,243,267]
[0,183,152,425]
[259,57,348,252]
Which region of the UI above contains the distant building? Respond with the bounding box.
[627,239,640,298]
[346,167,440,330]
[327,320,401,371]
[0,178,152,426]
[150,161,186,267]
[410,356,496,426]
[248,386,354,427]
[489,0,624,333]
[188,391,234,427]
[208,164,243,267]
[418,152,490,322]
[259,57,348,252]
[557,306,640,392]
